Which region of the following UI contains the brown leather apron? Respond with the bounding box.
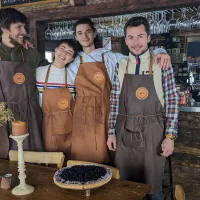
[0,49,44,159]
[42,65,74,159]
[115,55,165,194]
[71,55,112,163]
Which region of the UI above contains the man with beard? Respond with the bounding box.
[69,18,172,164]
[107,17,178,200]
[0,8,48,159]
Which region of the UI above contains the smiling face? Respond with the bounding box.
[125,25,150,55]
[75,23,96,48]
[2,22,26,46]
[54,43,74,66]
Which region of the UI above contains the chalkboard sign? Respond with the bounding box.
[1,0,39,7]
[0,0,60,8]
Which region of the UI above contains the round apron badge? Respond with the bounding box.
[136,87,149,100]
[93,72,104,83]
[13,73,25,84]
[58,98,68,109]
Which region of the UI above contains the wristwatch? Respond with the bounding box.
[165,134,177,140]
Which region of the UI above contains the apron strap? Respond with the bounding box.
[149,54,153,75]
[20,48,25,62]
[44,64,68,90]
[44,65,51,90]
[101,54,105,63]
[126,59,130,74]
[80,56,83,64]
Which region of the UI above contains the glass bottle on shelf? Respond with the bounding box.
[182,53,189,76]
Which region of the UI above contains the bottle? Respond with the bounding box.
[179,92,186,105]
[182,53,188,73]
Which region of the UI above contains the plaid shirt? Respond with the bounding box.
[108,62,179,139]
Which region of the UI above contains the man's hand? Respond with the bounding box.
[154,53,171,70]
[23,40,34,49]
[107,135,117,151]
[161,137,174,157]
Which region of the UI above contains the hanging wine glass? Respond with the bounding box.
[51,22,57,40]
[169,9,177,30]
[190,6,200,29]
[149,13,156,34]
[113,16,119,37]
[154,12,161,34]
[176,8,190,30]
[45,23,52,40]
[68,21,74,39]
[107,17,114,37]
[157,11,169,34]
[118,16,124,37]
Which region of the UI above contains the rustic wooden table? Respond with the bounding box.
[0,159,150,200]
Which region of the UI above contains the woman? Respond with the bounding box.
[68,18,171,164]
[36,40,77,159]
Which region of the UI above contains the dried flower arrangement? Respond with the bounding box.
[0,102,14,127]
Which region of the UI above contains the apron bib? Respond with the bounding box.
[42,65,74,159]
[115,55,165,194]
[0,49,44,158]
[71,55,111,163]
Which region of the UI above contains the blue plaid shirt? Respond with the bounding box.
[108,62,179,139]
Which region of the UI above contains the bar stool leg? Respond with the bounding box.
[164,156,174,200]
[168,156,174,200]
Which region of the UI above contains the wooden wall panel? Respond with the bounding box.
[164,112,200,200]
[24,0,200,21]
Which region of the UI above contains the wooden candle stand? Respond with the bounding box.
[9,133,34,195]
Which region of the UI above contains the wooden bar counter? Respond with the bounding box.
[0,160,150,200]
[165,108,200,200]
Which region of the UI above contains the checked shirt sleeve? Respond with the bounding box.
[162,67,179,139]
[108,63,120,136]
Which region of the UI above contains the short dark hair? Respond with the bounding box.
[73,18,102,51]
[56,39,78,59]
[0,8,28,37]
[124,16,150,36]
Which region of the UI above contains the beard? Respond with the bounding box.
[9,34,24,46]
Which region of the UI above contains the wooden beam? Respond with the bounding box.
[74,0,86,6]
[37,22,46,57]
[25,0,200,21]
[29,19,37,49]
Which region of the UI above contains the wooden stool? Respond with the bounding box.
[175,185,185,200]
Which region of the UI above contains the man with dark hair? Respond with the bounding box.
[0,8,48,159]
[68,17,172,164]
[107,17,179,200]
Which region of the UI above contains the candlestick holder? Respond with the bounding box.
[9,133,34,195]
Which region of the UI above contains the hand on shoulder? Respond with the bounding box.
[154,53,172,71]
[23,40,34,50]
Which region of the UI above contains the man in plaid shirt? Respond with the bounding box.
[107,17,179,200]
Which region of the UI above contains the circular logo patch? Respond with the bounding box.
[13,73,25,84]
[93,72,104,83]
[136,87,149,100]
[58,98,68,109]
